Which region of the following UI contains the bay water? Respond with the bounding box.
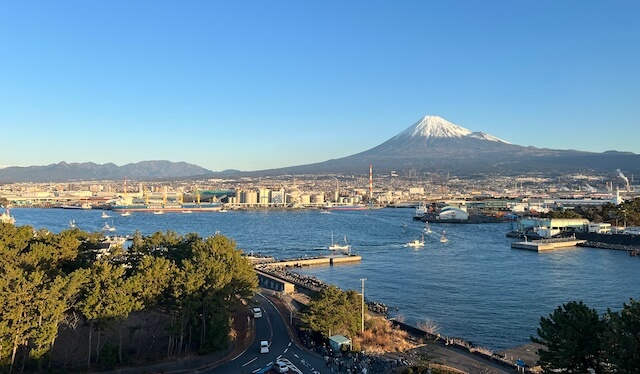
[11,207,640,350]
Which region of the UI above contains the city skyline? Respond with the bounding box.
[1,1,639,171]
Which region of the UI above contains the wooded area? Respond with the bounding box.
[0,224,257,372]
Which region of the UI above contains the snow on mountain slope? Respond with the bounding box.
[393,115,509,143]
[468,131,511,144]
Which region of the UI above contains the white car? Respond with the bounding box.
[272,360,289,373]
[253,307,262,318]
[260,340,269,353]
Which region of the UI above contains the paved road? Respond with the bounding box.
[205,291,516,374]
[205,293,326,374]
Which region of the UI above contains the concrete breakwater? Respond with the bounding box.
[511,237,586,251]
[576,232,640,246]
[263,254,362,268]
[256,263,392,315]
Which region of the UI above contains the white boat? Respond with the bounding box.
[102,222,116,232]
[406,234,425,248]
[320,210,331,214]
[101,211,111,218]
[69,219,77,228]
[1,207,16,225]
[413,203,427,219]
[424,222,432,234]
[121,211,131,217]
[182,210,193,214]
[328,231,351,251]
[219,209,228,213]
[440,230,449,243]
[153,210,164,215]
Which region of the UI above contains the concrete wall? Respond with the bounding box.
[256,271,295,294]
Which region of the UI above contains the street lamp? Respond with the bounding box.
[360,278,367,333]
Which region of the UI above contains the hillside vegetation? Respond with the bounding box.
[0,225,257,372]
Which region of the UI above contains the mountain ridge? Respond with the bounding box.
[2,115,639,181]
[0,160,212,183]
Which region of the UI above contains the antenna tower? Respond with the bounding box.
[369,164,373,199]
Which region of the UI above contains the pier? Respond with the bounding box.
[264,254,362,268]
[255,254,362,294]
[511,237,587,252]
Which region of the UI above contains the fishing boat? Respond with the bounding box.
[153,210,164,215]
[102,222,116,232]
[182,210,193,214]
[328,231,351,251]
[219,208,228,213]
[69,219,77,228]
[424,222,432,234]
[121,211,131,217]
[406,234,425,248]
[101,211,111,218]
[440,230,449,243]
[1,207,16,225]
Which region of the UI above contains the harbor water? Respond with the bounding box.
[11,207,640,350]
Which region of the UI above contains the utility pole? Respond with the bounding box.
[360,278,367,333]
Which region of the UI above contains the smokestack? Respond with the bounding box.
[617,169,630,192]
[369,164,373,199]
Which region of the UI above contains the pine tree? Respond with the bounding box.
[603,298,640,374]
[532,301,604,374]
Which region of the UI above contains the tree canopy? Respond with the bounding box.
[0,224,257,372]
[533,299,640,374]
[299,285,361,339]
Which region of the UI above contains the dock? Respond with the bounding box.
[255,254,362,294]
[264,254,362,268]
[511,237,587,252]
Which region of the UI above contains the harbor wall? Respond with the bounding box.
[267,255,362,268]
[576,232,640,246]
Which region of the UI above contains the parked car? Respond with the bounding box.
[260,340,269,353]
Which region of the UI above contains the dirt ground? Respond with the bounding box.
[49,300,253,372]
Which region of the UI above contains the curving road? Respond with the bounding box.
[205,293,326,374]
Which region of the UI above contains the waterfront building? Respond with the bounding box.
[588,223,611,234]
[312,193,325,205]
[514,218,590,238]
[258,188,271,206]
[271,189,285,205]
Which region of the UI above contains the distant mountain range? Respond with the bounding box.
[3,116,639,182]
[248,115,640,177]
[0,161,212,183]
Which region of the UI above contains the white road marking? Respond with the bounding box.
[283,348,288,353]
[288,341,292,347]
[242,357,257,367]
[293,353,299,358]
[231,346,249,361]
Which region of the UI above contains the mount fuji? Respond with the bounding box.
[253,115,640,176]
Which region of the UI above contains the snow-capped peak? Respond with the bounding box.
[403,115,472,138]
[393,115,509,143]
[468,131,511,144]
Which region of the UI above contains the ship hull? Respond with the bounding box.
[112,203,221,212]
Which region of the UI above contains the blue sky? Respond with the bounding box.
[1,1,638,172]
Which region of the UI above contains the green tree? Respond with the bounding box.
[532,301,605,374]
[79,260,143,368]
[300,285,361,339]
[603,298,640,374]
